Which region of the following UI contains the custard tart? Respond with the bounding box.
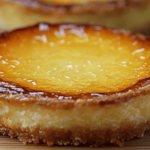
[0,24,150,146]
[0,0,150,34]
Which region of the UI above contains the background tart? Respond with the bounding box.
[0,24,150,146]
[0,0,150,34]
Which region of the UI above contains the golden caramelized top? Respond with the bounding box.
[0,24,150,95]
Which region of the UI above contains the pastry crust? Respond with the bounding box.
[1,90,150,146]
[1,121,150,146]
[0,0,150,33]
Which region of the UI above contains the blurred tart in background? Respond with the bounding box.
[0,0,150,34]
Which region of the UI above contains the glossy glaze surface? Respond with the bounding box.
[0,24,150,95]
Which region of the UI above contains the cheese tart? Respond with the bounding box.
[1,0,150,34]
[0,24,150,147]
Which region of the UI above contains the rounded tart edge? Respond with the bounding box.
[0,24,150,146]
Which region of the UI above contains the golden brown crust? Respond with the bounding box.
[1,121,150,146]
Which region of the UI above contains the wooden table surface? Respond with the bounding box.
[1,130,150,150]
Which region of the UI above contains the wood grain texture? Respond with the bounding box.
[1,130,150,150]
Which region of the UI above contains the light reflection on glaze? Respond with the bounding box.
[39,23,50,31]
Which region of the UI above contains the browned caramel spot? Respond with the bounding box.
[0,24,150,95]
